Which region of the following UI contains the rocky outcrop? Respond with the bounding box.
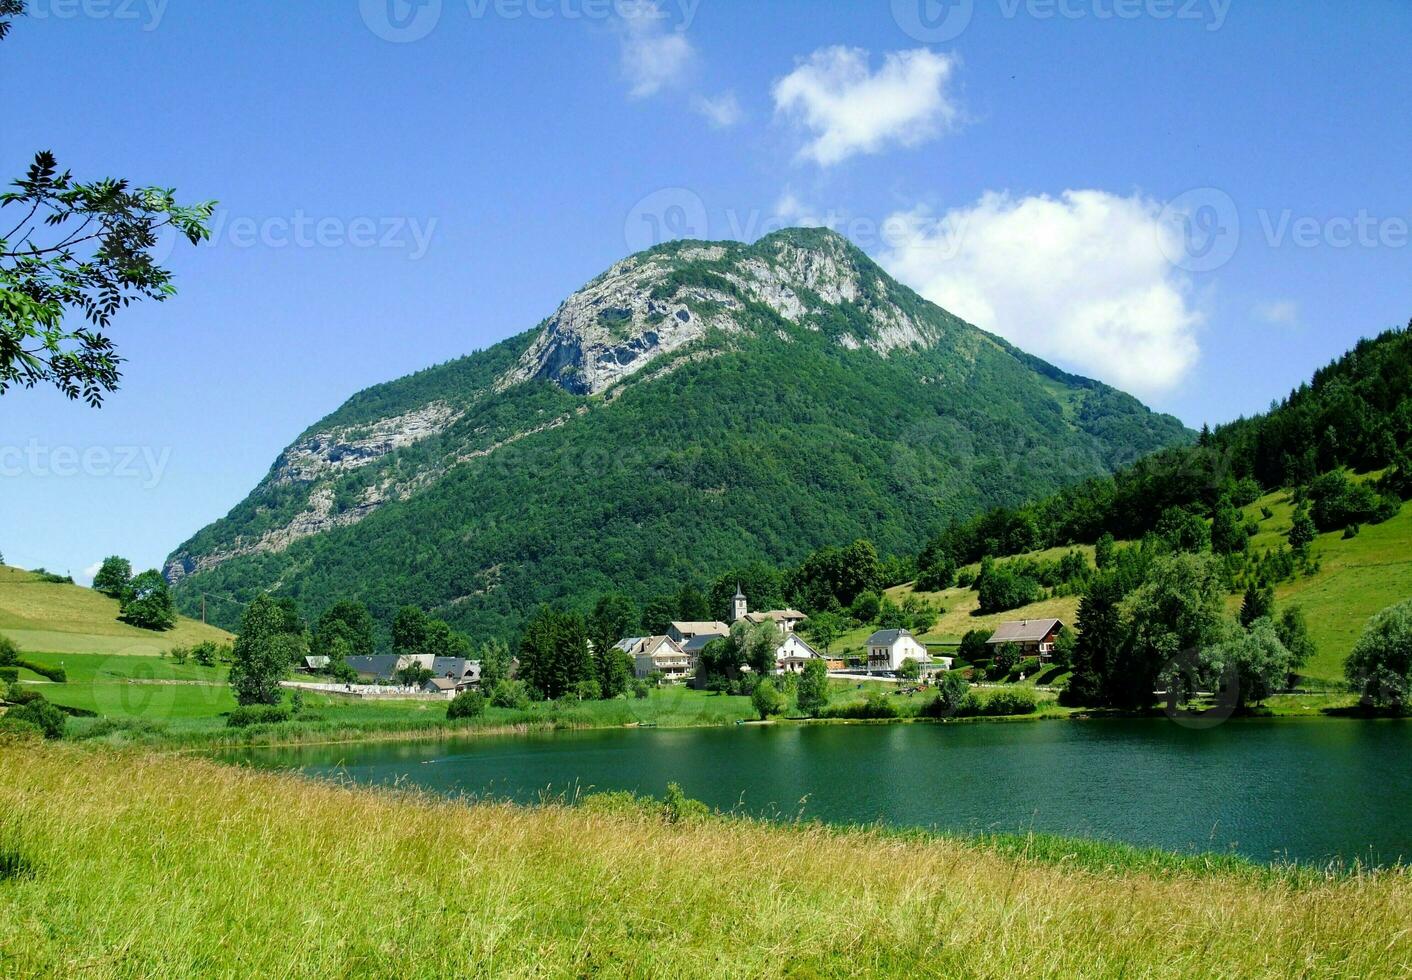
[272,402,461,485]
[498,229,938,398]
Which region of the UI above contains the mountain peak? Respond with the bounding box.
[498,228,939,397]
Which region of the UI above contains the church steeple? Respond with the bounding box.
[731,583,748,622]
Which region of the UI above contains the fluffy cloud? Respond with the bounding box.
[617,2,694,98]
[879,190,1202,396]
[1254,299,1299,326]
[692,91,742,128]
[772,47,958,166]
[79,561,103,588]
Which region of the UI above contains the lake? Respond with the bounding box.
[222,718,1412,865]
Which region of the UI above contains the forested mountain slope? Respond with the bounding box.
[166,228,1190,637]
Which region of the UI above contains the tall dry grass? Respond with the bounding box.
[0,741,1409,978]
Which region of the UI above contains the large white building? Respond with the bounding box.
[864,628,932,673]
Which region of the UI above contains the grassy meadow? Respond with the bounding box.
[0,565,233,656]
[1,742,1409,978]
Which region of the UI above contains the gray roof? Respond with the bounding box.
[345,655,401,678]
[987,619,1064,644]
[431,657,478,680]
[865,629,912,646]
[681,633,725,653]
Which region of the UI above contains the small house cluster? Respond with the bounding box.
[307,589,1061,696]
[614,586,828,682]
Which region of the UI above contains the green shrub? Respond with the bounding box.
[923,672,971,718]
[447,690,486,720]
[976,688,1038,717]
[488,679,531,711]
[0,715,44,741]
[0,636,17,667]
[5,699,67,739]
[226,705,292,728]
[5,684,43,707]
[824,691,899,720]
[662,783,710,824]
[17,661,66,683]
[750,680,787,720]
[631,679,651,699]
[0,668,17,685]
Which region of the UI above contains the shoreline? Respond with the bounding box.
[170,692,1391,754]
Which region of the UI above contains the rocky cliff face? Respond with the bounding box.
[498,230,937,396]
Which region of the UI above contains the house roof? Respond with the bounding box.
[615,636,648,654]
[681,633,725,654]
[303,656,330,669]
[431,657,476,679]
[345,655,401,678]
[865,628,914,647]
[424,677,459,691]
[670,621,730,637]
[987,619,1064,644]
[644,635,683,657]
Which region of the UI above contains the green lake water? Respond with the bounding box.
[221,718,1412,865]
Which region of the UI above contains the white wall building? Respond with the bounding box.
[864,628,932,673]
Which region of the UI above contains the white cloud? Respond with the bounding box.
[773,191,827,228]
[1254,299,1299,326]
[879,190,1202,396]
[772,47,958,166]
[692,91,742,128]
[617,2,694,98]
[80,561,102,588]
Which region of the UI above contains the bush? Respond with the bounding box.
[0,668,16,685]
[824,691,899,720]
[569,679,602,702]
[0,715,44,741]
[17,660,65,683]
[447,690,487,720]
[6,699,67,739]
[631,679,651,699]
[923,672,971,718]
[750,679,787,720]
[662,782,711,824]
[973,688,1038,717]
[226,705,292,728]
[488,679,531,711]
[0,636,17,667]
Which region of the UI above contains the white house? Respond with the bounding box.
[774,633,824,674]
[617,635,692,682]
[864,628,932,673]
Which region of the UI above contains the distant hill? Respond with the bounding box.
[164,228,1191,637]
[0,565,232,656]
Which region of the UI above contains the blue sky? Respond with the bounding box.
[2,0,1410,581]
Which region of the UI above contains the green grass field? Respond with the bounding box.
[0,565,233,656]
[1,742,1408,978]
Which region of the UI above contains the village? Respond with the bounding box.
[294,587,1065,701]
